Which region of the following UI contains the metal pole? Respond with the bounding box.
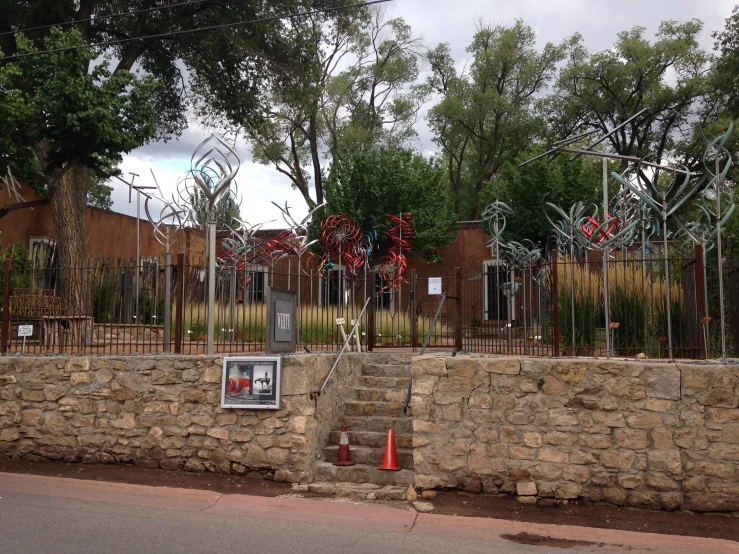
[662,192,674,360]
[570,240,577,357]
[602,157,612,359]
[715,155,727,364]
[164,252,172,352]
[174,253,184,354]
[694,243,707,360]
[0,259,11,352]
[551,249,560,357]
[207,221,216,355]
[454,267,462,352]
[136,188,141,323]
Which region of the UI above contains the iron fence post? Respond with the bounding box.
[367,270,376,352]
[174,253,184,354]
[551,249,560,357]
[163,253,172,353]
[454,267,462,352]
[1,259,11,352]
[410,269,418,350]
[694,243,707,360]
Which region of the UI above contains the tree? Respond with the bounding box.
[427,21,570,220]
[193,6,425,209]
[0,29,157,306]
[325,147,457,260]
[0,0,346,309]
[547,20,709,168]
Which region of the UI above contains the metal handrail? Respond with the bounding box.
[312,297,372,398]
[403,293,447,414]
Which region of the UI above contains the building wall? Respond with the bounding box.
[411,355,739,512]
[0,182,207,263]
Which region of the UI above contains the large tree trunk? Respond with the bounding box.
[49,164,91,319]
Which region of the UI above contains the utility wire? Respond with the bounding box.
[0,0,209,37]
[0,0,391,62]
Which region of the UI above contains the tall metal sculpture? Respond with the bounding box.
[175,135,241,354]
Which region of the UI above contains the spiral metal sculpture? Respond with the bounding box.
[481,200,514,247]
[377,213,413,291]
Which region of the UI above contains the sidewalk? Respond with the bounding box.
[2,472,737,553]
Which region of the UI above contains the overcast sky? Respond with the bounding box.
[111,0,738,227]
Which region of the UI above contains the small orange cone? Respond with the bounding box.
[378,429,402,471]
[333,424,354,466]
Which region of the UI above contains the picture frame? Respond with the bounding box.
[220,356,282,409]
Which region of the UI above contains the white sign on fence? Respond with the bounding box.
[428,277,442,295]
[18,325,33,337]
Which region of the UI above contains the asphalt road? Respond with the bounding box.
[0,491,576,554]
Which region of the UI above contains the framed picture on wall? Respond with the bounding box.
[220,356,282,409]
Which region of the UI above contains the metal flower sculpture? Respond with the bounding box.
[377,213,413,291]
[481,200,514,251]
[146,169,189,254]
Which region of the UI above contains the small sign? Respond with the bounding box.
[274,300,293,343]
[428,278,442,295]
[335,318,345,325]
[266,287,297,354]
[221,356,282,409]
[18,325,33,337]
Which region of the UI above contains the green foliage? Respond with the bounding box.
[482,152,603,245]
[0,28,158,191]
[325,147,457,260]
[87,180,113,211]
[427,21,571,219]
[548,21,708,164]
[188,189,240,231]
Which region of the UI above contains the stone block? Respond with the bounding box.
[555,482,582,500]
[600,450,636,469]
[412,357,448,377]
[707,408,739,424]
[647,450,683,474]
[627,412,663,429]
[591,411,625,428]
[540,376,565,396]
[203,366,222,383]
[614,428,649,450]
[579,434,613,449]
[479,358,520,375]
[685,493,739,512]
[707,443,739,461]
[43,385,67,402]
[523,432,543,448]
[642,365,680,400]
[538,448,568,463]
[605,376,645,400]
[517,481,537,496]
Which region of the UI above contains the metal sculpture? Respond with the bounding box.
[147,169,189,254]
[378,213,413,291]
[700,124,736,363]
[500,240,541,351]
[174,135,241,355]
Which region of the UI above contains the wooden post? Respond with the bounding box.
[454,267,463,352]
[0,259,11,352]
[695,243,707,360]
[367,270,376,352]
[409,269,418,350]
[551,249,560,357]
[174,253,185,354]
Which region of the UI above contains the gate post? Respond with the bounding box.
[454,267,462,352]
[551,249,560,357]
[695,243,707,360]
[174,253,184,354]
[367,270,376,352]
[1,259,11,352]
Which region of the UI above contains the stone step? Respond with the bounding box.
[313,462,415,487]
[355,387,407,402]
[303,482,407,501]
[345,400,405,417]
[329,430,413,449]
[359,375,410,388]
[342,416,414,434]
[323,445,415,468]
[361,363,411,378]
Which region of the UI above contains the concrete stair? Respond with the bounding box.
[312,356,414,495]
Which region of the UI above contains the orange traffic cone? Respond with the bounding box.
[378,429,402,471]
[333,424,354,466]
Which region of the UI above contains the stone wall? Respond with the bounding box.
[411,355,739,512]
[0,353,364,482]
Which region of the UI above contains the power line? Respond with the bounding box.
[0,0,391,62]
[0,0,209,37]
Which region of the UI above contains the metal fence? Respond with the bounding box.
[0,248,736,359]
